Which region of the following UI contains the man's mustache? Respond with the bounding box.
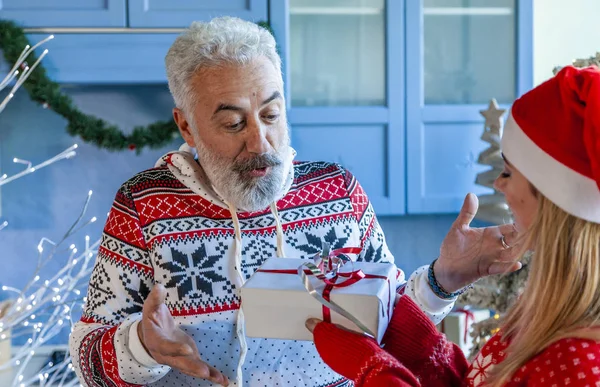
[233,153,282,174]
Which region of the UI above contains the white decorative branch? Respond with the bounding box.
[0,145,78,188]
[0,35,54,114]
[0,33,95,386]
[0,191,101,386]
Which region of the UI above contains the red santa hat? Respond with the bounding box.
[502,65,600,224]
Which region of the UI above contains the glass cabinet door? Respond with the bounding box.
[289,0,386,106]
[423,0,516,104]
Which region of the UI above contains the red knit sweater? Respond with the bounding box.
[313,296,600,386]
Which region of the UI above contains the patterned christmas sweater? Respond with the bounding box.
[69,148,454,387]
[313,295,600,386]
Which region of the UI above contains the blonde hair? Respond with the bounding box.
[486,194,600,386]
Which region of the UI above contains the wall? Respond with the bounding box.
[533,0,600,86]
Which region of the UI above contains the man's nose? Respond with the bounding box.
[245,120,271,155]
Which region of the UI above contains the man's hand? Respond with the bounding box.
[434,193,521,293]
[137,284,229,386]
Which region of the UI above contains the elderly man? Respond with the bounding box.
[69,17,517,387]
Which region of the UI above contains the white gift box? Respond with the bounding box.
[241,258,398,343]
[438,309,491,355]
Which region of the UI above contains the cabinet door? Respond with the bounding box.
[275,0,405,215]
[0,0,126,27]
[406,0,533,213]
[128,0,268,28]
[18,34,177,84]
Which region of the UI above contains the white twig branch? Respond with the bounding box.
[0,35,54,114]
[0,144,78,187]
[0,190,100,386]
[0,34,93,386]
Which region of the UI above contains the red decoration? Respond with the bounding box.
[455,309,476,343]
[128,144,136,151]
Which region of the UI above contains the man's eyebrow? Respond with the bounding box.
[262,91,282,106]
[213,104,244,116]
[212,91,281,116]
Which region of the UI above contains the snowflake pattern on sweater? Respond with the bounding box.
[70,160,416,387]
[466,333,600,386]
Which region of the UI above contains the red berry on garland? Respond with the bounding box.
[128,144,136,151]
[20,62,28,70]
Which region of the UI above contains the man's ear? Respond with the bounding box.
[173,108,196,148]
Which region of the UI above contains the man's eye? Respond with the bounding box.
[263,113,280,121]
[228,121,244,130]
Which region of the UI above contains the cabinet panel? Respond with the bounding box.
[291,124,399,214]
[289,0,385,107]
[407,122,493,213]
[20,34,177,84]
[0,0,126,27]
[423,0,516,104]
[128,0,268,28]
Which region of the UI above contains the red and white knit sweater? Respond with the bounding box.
[313,295,600,386]
[69,147,454,387]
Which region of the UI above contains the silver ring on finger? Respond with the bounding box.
[501,235,511,249]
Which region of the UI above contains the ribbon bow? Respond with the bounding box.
[298,241,377,338]
[455,308,475,343]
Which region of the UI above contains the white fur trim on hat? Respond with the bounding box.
[502,113,600,223]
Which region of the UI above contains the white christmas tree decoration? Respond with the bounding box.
[457,98,520,361]
[474,99,512,225]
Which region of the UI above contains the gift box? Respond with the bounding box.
[241,257,398,343]
[437,308,491,356]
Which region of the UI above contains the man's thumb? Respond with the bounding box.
[454,193,479,229]
[144,283,167,312]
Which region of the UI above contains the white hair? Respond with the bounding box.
[165,16,281,115]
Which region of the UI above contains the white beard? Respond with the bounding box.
[195,134,293,212]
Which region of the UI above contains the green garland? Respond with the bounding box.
[0,20,273,153]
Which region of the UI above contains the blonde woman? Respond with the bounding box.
[305,65,600,386]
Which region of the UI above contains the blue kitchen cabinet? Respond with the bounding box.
[127,0,268,27]
[273,0,532,215]
[0,0,126,27]
[273,0,406,215]
[0,1,269,83]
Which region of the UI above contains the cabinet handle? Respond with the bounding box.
[23,27,185,34]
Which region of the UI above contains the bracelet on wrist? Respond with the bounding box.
[427,259,473,300]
